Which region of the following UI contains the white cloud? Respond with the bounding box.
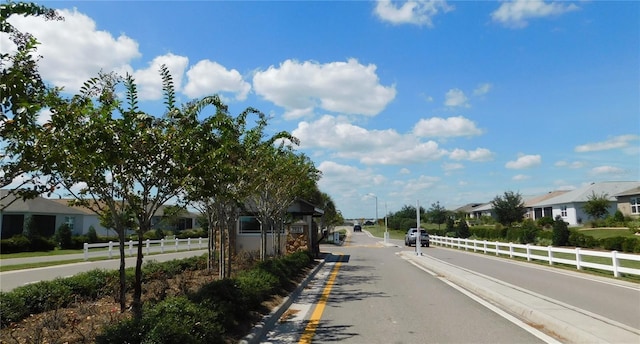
[512,174,530,181]
[374,0,453,27]
[132,53,189,101]
[292,115,447,165]
[413,116,482,138]
[590,166,625,176]
[253,59,396,119]
[402,175,440,193]
[317,161,387,193]
[448,148,494,162]
[473,83,492,96]
[444,88,469,108]
[555,160,585,169]
[183,60,251,100]
[491,0,579,29]
[442,162,464,174]
[505,154,542,169]
[5,8,141,93]
[399,168,411,174]
[575,134,639,152]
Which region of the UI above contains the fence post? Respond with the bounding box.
[84,242,89,261]
[483,240,488,254]
[509,242,514,258]
[160,238,165,253]
[198,237,202,249]
[146,239,150,255]
[108,241,113,259]
[575,247,582,270]
[128,240,133,256]
[526,244,531,261]
[495,241,499,256]
[188,237,192,250]
[612,251,620,278]
[473,239,477,252]
[548,246,554,265]
[175,237,179,252]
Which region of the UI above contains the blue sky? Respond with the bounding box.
[4,0,639,219]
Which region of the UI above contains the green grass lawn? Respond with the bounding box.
[0,248,84,259]
[575,228,636,239]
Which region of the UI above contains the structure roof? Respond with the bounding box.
[531,181,640,207]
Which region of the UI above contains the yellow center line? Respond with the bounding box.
[298,255,342,344]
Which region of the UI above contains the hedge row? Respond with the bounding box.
[96,250,314,343]
[0,254,207,327]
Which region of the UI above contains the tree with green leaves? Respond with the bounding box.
[38,71,134,313]
[455,218,470,238]
[491,191,526,226]
[552,215,569,246]
[1,1,62,213]
[582,191,611,223]
[428,201,447,230]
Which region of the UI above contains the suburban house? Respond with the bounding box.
[614,186,640,219]
[527,181,640,226]
[1,189,325,257]
[453,203,485,220]
[524,190,570,220]
[0,190,199,239]
[454,181,640,226]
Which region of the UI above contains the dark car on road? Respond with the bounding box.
[404,228,429,247]
[353,224,362,232]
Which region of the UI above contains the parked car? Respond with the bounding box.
[404,228,429,247]
[353,224,362,232]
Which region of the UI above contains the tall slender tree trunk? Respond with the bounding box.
[132,232,144,320]
[117,228,126,312]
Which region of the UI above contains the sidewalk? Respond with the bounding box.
[0,253,87,267]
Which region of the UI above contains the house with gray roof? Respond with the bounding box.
[528,181,640,226]
[614,186,640,219]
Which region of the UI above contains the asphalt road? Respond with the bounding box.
[263,231,554,344]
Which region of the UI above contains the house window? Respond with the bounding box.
[631,197,639,214]
[560,206,567,217]
[238,216,272,235]
[64,216,75,231]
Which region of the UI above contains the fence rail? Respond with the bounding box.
[83,237,205,261]
[430,235,640,278]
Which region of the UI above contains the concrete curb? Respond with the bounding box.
[401,251,640,344]
[239,256,328,344]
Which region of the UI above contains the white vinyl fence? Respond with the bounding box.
[83,237,205,261]
[430,235,640,278]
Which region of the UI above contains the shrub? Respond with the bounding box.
[0,235,31,253]
[142,296,225,344]
[60,269,113,300]
[70,235,89,249]
[613,210,625,224]
[600,236,626,251]
[0,291,26,327]
[55,223,73,249]
[552,216,569,246]
[621,237,640,253]
[190,278,248,329]
[568,232,599,248]
[87,226,99,243]
[96,318,144,344]
[28,235,56,252]
[236,269,279,308]
[537,216,554,228]
[8,279,72,318]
